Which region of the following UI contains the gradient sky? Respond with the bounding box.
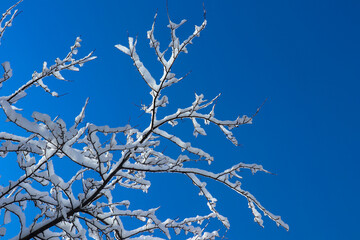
[1,0,360,239]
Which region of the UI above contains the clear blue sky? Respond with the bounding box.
[1,0,360,239]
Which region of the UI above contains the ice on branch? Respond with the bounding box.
[0,2,288,240]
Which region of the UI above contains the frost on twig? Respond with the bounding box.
[0,2,287,240]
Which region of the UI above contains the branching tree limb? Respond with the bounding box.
[0,2,288,240]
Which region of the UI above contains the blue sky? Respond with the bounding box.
[1,0,360,239]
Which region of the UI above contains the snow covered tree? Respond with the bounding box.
[0,1,288,239]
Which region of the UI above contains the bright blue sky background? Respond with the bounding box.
[1,0,360,239]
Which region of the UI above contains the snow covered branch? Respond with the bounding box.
[0,2,288,240]
[0,0,22,44]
